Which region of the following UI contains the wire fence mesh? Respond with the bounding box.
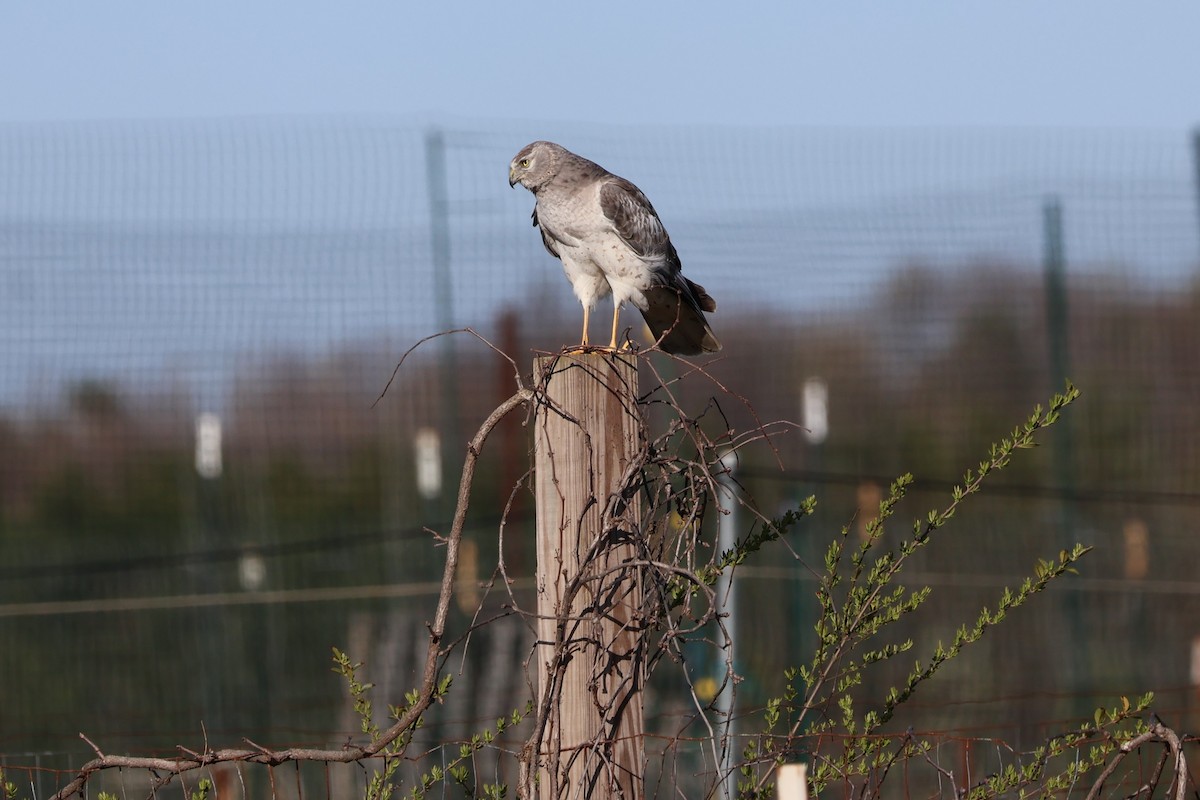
[2,117,1199,797]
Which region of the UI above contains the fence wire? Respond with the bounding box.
[2,117,1199,794]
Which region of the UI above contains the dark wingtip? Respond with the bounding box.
[686,278,717,313]
[641,284,721,356]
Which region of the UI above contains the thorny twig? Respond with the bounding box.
[46,335,803,800]
[49,331,535,800]
[511,349,805,799]
[1083,721,1189,800]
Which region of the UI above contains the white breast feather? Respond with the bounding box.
[538,181,659,313]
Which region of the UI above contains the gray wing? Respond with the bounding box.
[599,177,681,275]
[600,177,720,354]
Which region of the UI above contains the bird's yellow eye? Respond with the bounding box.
[519,158,530,168]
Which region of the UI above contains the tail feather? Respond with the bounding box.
[686,277,717,313]
[641,284,721,355]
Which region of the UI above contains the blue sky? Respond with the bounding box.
[2,2,1199,128]
[2,3,1198,411]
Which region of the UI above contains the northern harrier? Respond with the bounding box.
[508,141,720,355]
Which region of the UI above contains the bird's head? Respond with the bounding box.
[508,140,563,192]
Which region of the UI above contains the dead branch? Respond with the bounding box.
[48,385,534,800]
[1084,720,1189,800]
[45,339,800,800]
[513,350,802,800]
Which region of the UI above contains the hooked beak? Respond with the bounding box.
[508,166,518,188]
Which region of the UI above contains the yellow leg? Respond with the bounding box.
[580,305,590,348]
[609,304,620,350]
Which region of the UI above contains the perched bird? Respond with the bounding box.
[508,141,720,355]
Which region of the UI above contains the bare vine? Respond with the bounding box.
[49,331,534,800]
[24,336,1185,800]
[45,331,792,800]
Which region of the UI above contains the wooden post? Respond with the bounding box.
[533,353,645,800]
